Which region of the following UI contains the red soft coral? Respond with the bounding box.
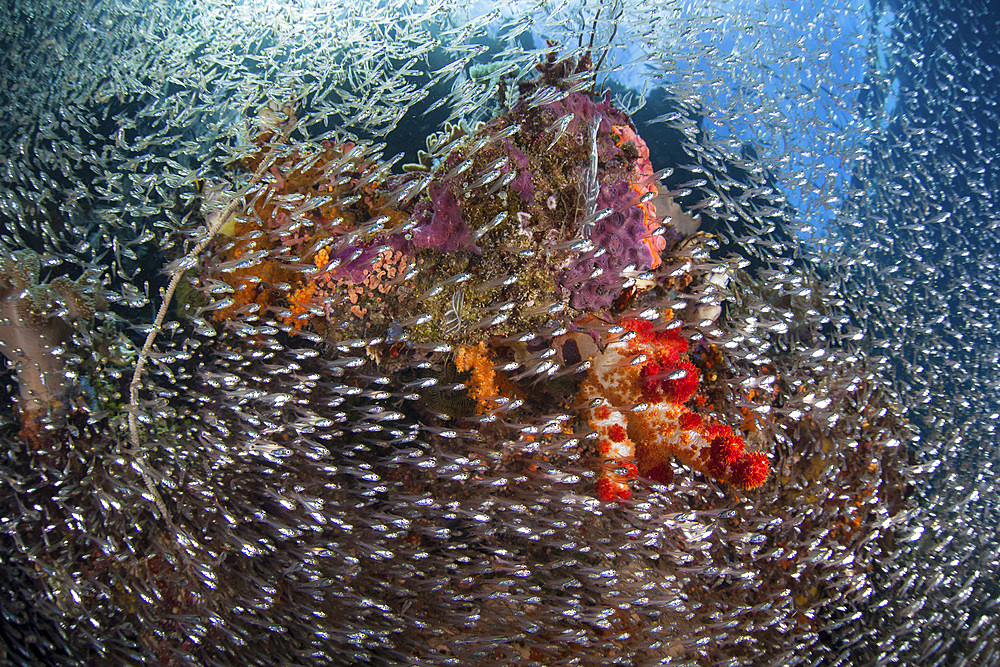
[707,428,746,478]
[729,452,770,490]
[580,318,770,499]
[639,359,699,404]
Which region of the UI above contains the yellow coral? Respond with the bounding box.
[314,247,330,269]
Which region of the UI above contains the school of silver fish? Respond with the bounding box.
[0,0,997,664]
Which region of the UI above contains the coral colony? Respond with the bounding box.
[2,0,993,664]
[581,319,769,501]
[199,56,772,504]
[1,40,906,666]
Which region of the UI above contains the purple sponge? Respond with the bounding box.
[561,180,654,311]
[411,183,479,254]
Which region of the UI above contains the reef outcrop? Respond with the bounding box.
[0,250,101,443]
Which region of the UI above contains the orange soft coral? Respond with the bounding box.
[455,342,502,414]
[208,134,411,334]
[281,282,318,329]
[455,341,522,414]
[578,318,769,501]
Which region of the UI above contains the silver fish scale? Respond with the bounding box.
[0,0,997,664]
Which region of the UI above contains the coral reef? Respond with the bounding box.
[0,249,101,443]
[0,23,927,667]
[202,76,674,355]
[197,58,772,511]
[392,87,670,341]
